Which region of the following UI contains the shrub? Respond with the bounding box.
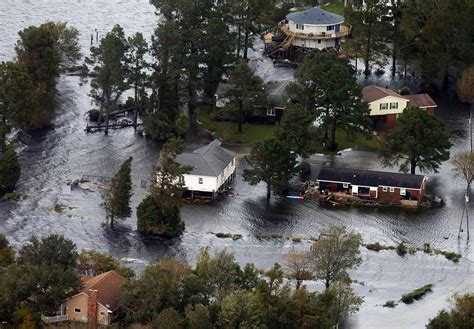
[366,242,386,252]
[396,242,407,256]
[255,233,283,240]
[0,144,21,196]
[383,300,397,308]
[137,195,184,237]
[401,284,433,304]
[423,243,432,254]
[434,250,462,263]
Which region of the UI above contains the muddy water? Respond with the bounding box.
[0,1,472,328]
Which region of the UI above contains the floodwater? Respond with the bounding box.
[0,1,472,328]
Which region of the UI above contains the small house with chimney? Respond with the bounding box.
[42,270,127,327]
[316,167,427,206]
[362,85,437,130]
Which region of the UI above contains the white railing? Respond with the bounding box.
[41,314,68,323]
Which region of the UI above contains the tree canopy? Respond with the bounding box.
[380,107,451,174]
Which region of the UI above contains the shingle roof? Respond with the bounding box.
[287,7,344,25]
[405,94,437,108]
[362,85,408,103]
[317,167,425,189]
[175,139,235,177]
[80,270,127,311]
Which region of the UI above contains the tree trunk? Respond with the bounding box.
[243,28,250,60]
[410,159,416,175]
[266,183,271,200]
[329,120,337,151]
[236,25,242,59]
[391,4,399,77]
[134,75,139,130]
[104,102,110,135]
[238,100,243,133]
[364,17,373,78]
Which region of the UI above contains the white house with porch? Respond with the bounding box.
[175,139,236,199]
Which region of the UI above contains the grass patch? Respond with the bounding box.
[255,233,284,240]
[365,242,388,252]
[383,300,397,308]
[291,236,303,243]
[323,0,345,16]
[2,192,26,202]
[434,250,462,263]
[198,107,275,145]
[400,284,433,304]
[212,232,243,241]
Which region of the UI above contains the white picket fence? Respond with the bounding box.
[41,314,68,323]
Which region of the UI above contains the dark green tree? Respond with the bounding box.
[0,234,15,267]
[275,104,317,158]
[77,249,135,279]
[345,0,390,77]
[137,138,190,237]
[17,235,81,315]
[380,107,451,174]
[0,144,21,196]
[86,25,129,134]
[427,293,474,329]
[126,32,149,129]
[243,138,298,199]
[223,60,265,133]
[15,22,80,128]
[101,157,133,228]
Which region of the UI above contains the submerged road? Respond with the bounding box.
[0,1,472,328]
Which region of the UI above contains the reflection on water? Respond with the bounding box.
[0,1,472,328]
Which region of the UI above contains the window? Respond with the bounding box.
[198,178,203,184]
[318,39,321,44]
[389,187,395,192]
[296,24,304,30]
[74,308,81,313]
[380,103,388,110]
[231,158,234,166]
[178,176,184,184]
[400,188,406,196]
[382,186,388,192]
[390,102,398,109]
[266,108,276,116]
[100,311,106,316]
[343,183,349,188]
[327,25,335,31]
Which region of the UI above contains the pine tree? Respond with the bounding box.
[102,157,133,228]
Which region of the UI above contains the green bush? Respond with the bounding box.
[366,242,386,252]
[383,300,397,308]
[434,250,462,263]
[401,284,433,304]
[0,145,21,196]
[143,112,176,141]
[137,195,185,237]
[396,242,408,256]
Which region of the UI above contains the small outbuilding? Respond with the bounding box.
[175,139,236,200]
[316,167,427,206]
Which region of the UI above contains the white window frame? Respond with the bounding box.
[380,103,389,110]
[266,108,276,116]
[343,183,349,188]
[296,24,304,30]
[198,177,203,184]
[74,308,81,313]
[400,188,406,196]
[100,311,106,316]
[382,186,388,192]
[390,102,398,109]
[389,187,395,192]
[327,25,335,31]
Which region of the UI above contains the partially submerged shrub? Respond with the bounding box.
[383,300,397,308]
[366,242,386,252]
[396,242,407,256]
[401,284,433,304]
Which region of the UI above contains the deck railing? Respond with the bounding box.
[41,314,68,323]
[281,24,350,40]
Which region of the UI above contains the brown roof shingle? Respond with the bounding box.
[81,270,127,311]
[405,94,437,108]
[362,85,408,103]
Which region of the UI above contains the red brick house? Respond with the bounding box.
[362,85,437,130]
[317,167,427,206]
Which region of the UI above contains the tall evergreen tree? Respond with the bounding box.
[102,157,133,228]
[243,138,298,199]
[126,32,149,129]
[223,60,265,133]
[345,0,390,77]
[380,107,451,174]
[86,25,129,134]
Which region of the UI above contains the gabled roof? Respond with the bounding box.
[175,139,235,177]
[362,85,408,103]
[405,94,437,108]
[265,80,292,108]
[317,167,425,189]
[78,270,127,311]
[287,7,344,25]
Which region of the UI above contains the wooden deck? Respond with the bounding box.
[281,24,350,40]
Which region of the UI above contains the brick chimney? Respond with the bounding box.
[87,289,98,329]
